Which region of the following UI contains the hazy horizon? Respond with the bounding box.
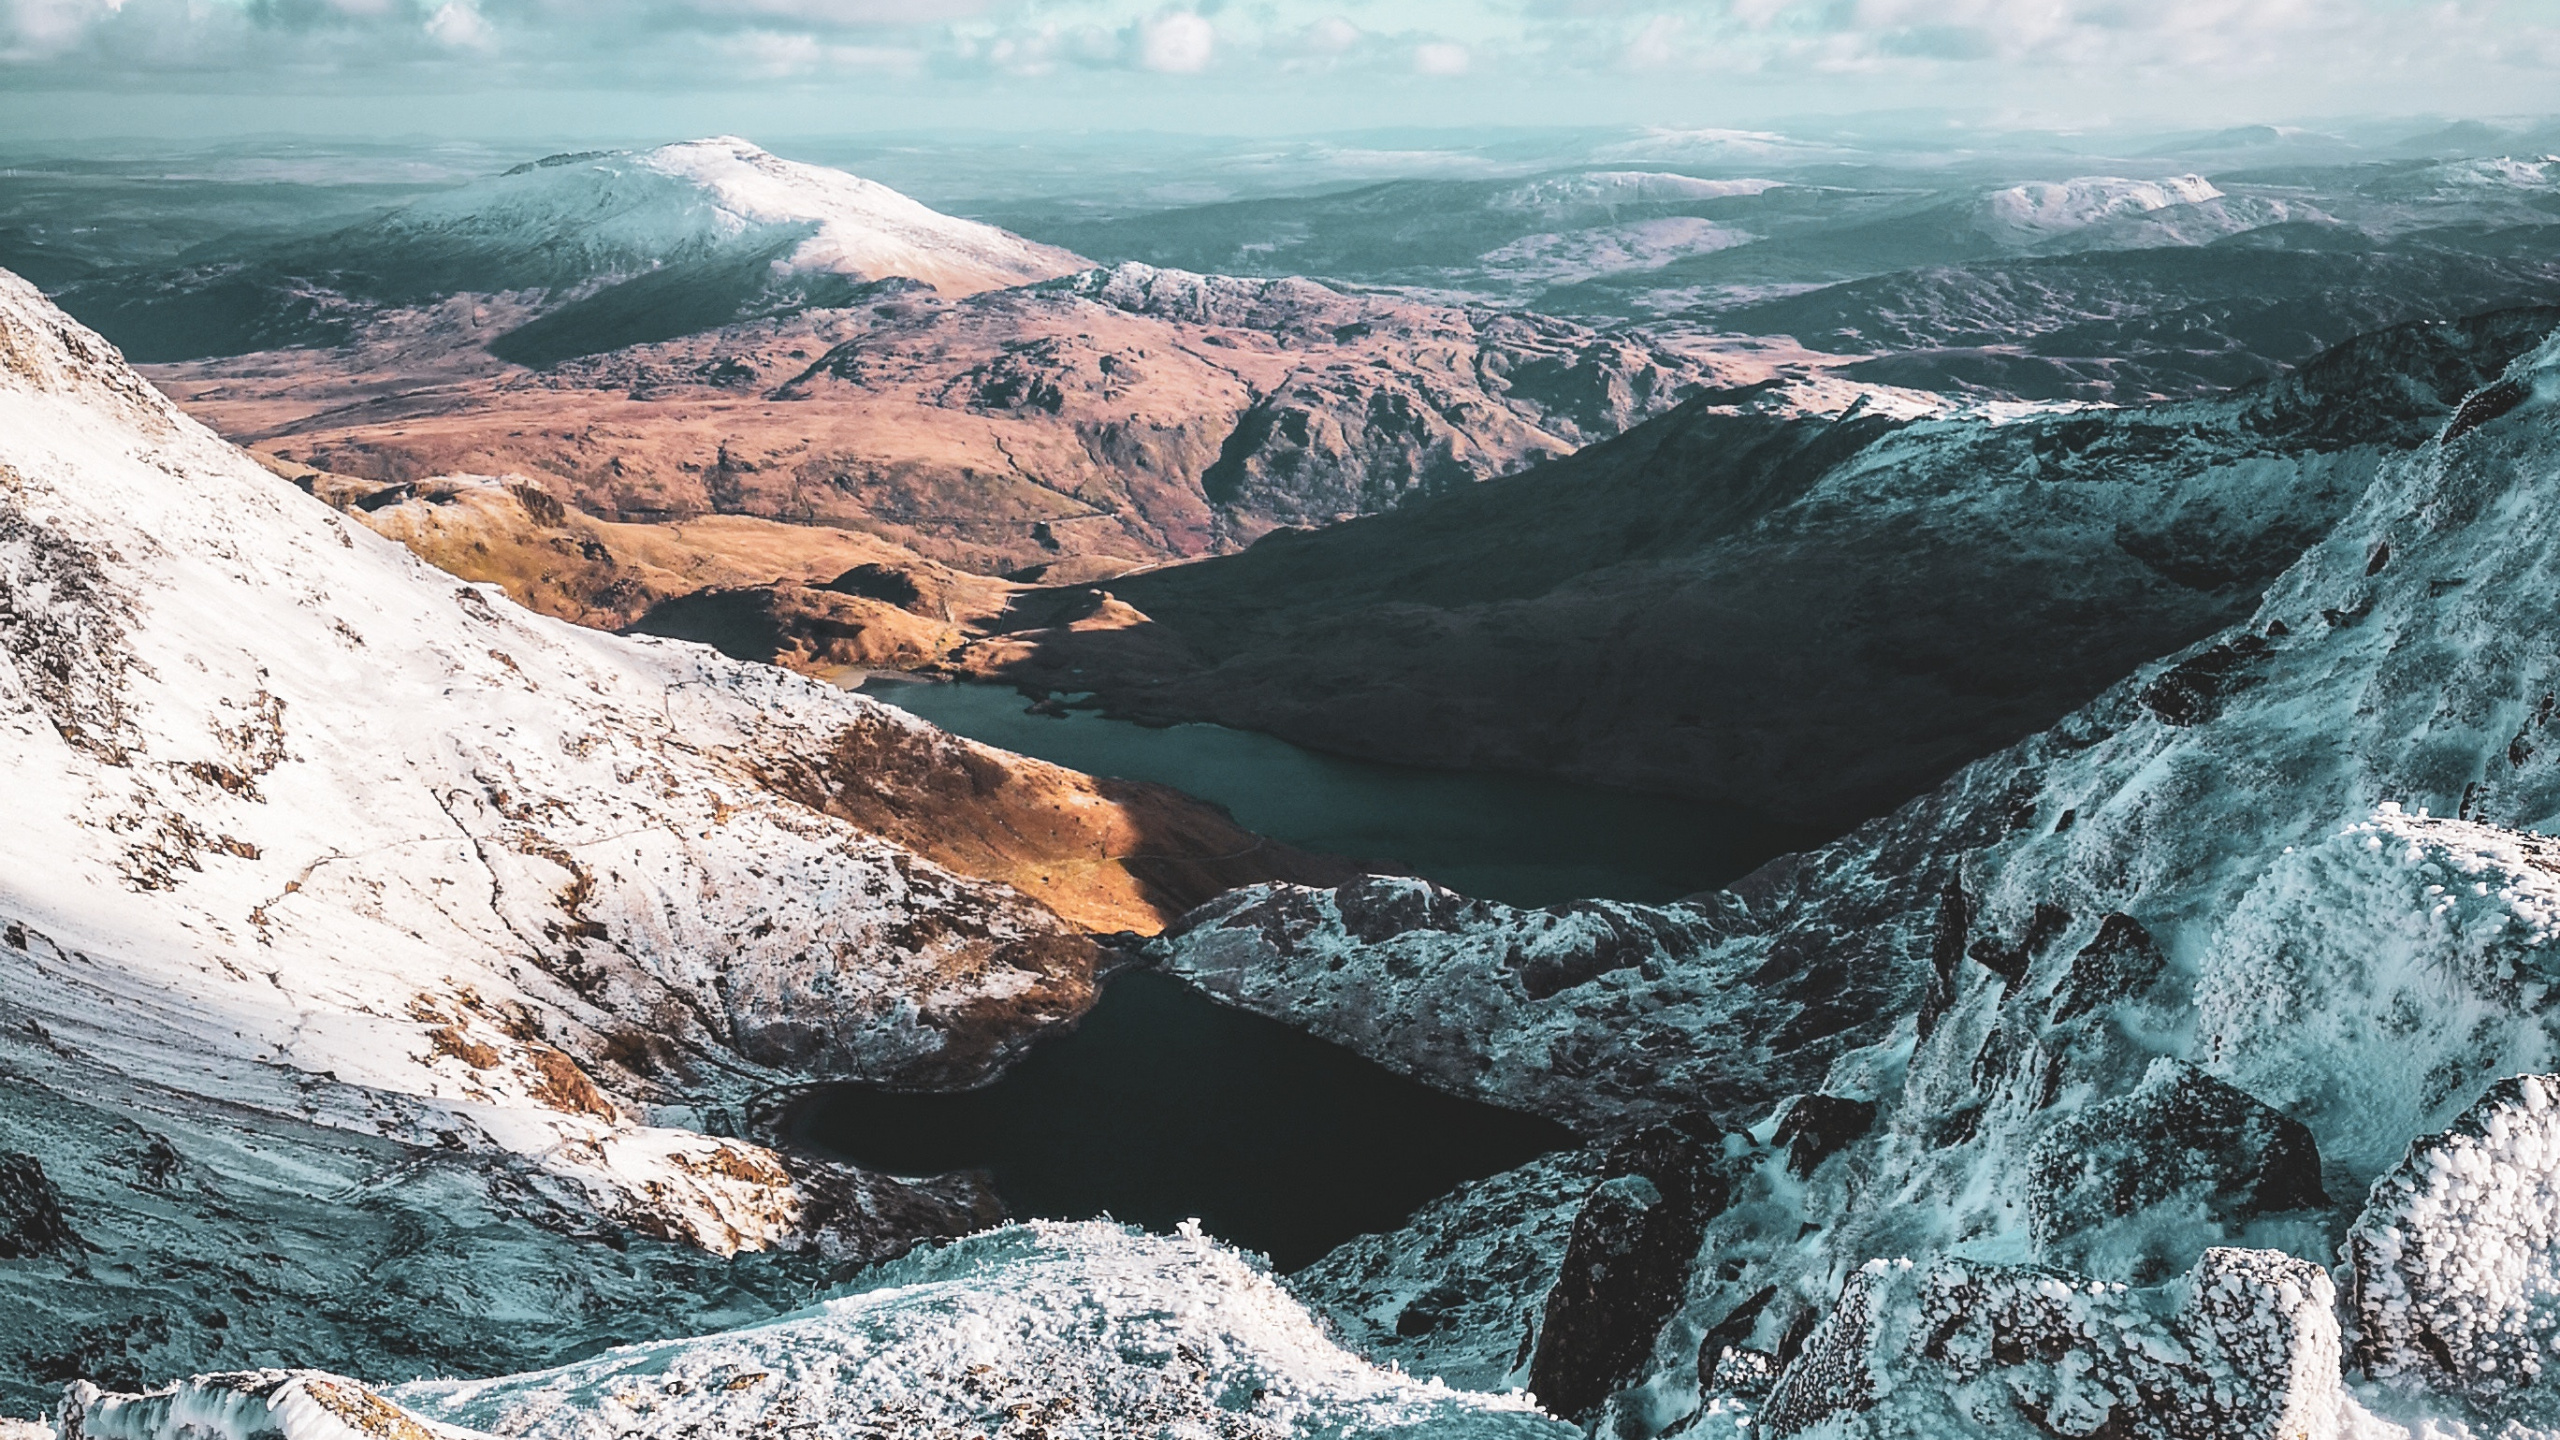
[6,0,2560,144]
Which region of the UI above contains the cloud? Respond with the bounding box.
[423,0,489,49]
[1413,39,1468,73]
[1622,13,1679,68]
[2,0,2557,130]
[1137,9,1211,71]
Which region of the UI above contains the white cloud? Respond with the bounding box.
[1413,39,1468,73]
[423,0,491,49]
[1138,9,1212,71]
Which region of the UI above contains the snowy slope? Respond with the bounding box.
[0,263,1108,1267]
[1490,172,1785,214]
[1976,174,2223,246]
[367,137,1087,297]
[1155,321,2560,1435]
[56,1224,1571,1440]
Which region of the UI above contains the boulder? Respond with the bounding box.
[2028,1059,2325,1253]
[1761,1247,2348,1438]
[2347,1071,2560,1405]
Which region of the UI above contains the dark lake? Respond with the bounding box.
[791,677,1814,1268]
[787,970,1577,1270]
[858,676,1813,909]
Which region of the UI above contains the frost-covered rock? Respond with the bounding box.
[2199,810,2560,1176]
[1155,874,1909,1131]
[1289,1150,1603,1394]
[2347,1073,2560,1410]
[1760,1248,2350,1439]
[62,1371,475,1440]
[2027,1058,2325,1257]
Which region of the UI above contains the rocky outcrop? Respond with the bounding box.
[1288,1150,1604,1393]
[1772,1095,1877,1179]
[2027,1059,2325,1256]
[1152,874,1911,1130]
[1527,1122,1732,1420]
[1760,1248,2350,1438]
[0,1154,79,1261]
[2346,1072,2560,1408]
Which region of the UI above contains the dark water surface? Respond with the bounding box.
[860,677,1814,908]
[788,970,1577,1270]
[802,678,1811,1266]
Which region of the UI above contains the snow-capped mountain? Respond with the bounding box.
[53,138,1090,363]
[1143,318,2560,1434]
[368,137,1087,298]
[0,261,1110,1250]
[1975,174,2224,246]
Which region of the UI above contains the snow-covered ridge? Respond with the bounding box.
[371,136,1087,296]
[1977,173,2223,245]
[0,264,1097,1258]
[1491,172,1784,212]
[54,1224,1573,1440]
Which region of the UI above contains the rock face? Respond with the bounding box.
[1142,317,2560,1433]
[0,1155,78,1261]
[1288,1150,1604,1394]
[0,267,1342,1406]
[149,261,1714,577]
[1526,1123,1731,1420]
[982,307,2560,829]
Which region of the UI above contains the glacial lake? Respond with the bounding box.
[786,969,1577,1271]
[857,676,1814,909]
[794,677,1815,1268]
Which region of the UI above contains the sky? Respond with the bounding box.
[2,0,2558,140]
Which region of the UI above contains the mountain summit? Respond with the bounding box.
[375,137,1089,298]
[55,138,1093,362]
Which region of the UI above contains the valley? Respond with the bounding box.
[6,114,2560,1440]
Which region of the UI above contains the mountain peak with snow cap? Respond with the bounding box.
[369,136,1088,298]
[1977,173,2225,246]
